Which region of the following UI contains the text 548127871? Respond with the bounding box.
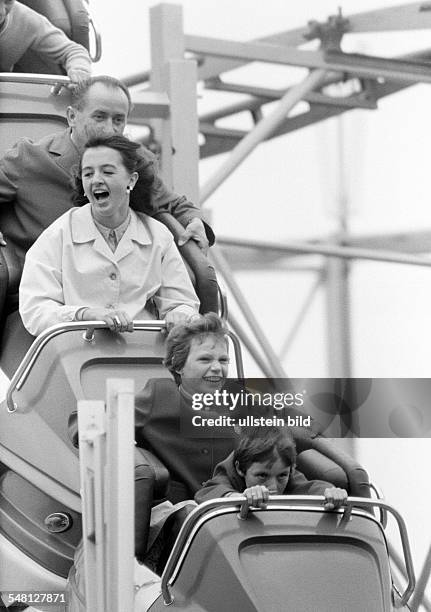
[2,591,67,606]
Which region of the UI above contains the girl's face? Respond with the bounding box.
[82,146,137,228]
[180,334,229,395]
[237,454,291,494]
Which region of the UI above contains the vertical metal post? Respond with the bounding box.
[78,400,107,612]
[163,59,200,204]
[325,117,355,453]
[150,3,183,186]
[150,4,199,203]
[326,117,352,379]
[106,379,135,612]
[78,380,135,612]
[325,256,351,377]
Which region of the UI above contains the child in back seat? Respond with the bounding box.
[195,425,348,509]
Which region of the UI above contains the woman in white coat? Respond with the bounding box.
[19,134,199,336]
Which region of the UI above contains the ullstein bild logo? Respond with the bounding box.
[191,389,305,411]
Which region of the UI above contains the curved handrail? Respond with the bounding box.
[6,320,166,413]
[0,73,70,86]
[226,330,244,379]
[88,13,102,62]
[368,481,388,529]
[161,495,415,608]
[218,283,228,320]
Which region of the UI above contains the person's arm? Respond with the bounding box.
[195,475,239,504]
[0,142,23,246]
[19,226,83,335]
[195,454,244,503]
[287,467,337,495]
[152,237,200,326]
[19,3,91,83]
[134,381,156,443]
[151,175,215,250]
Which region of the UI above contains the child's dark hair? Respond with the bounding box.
[234,426,297,473]
[72,134,156,215]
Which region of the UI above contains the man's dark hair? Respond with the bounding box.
[72,134,155,214]
[165,313,228,385]
[71,75,132,113]
[234,426,297,473]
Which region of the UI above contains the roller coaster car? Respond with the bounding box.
[143,495,415,612]
[0,321,415,612]
[0,78,415,610]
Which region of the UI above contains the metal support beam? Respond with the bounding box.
[150,4,184,185]
[128,91,170,121]
[326,115,352,379]
[196,29,310,80]
[326,256,351,377]
[210,246,287,378]
[162,59,200,202]
[216,236,431,269]
[198,54,431,159]
[410,543,431,612]
[388,541,431,612]
[186,34,431,84]
[279,274,324,361]
[227,310,277,378]
[204,79,376,110]
[200,68,327,204]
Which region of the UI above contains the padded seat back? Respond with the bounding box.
[296,437,371,497]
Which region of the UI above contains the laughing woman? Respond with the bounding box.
[19,135,199,336]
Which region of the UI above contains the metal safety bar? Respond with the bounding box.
[6,319,246,413]
[161,495,415,607]
[367,481,388,529]
[0,73,70,85]
[88,15,102,62]
[6,320,166,413]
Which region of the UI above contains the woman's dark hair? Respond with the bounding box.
[165,312,228,385]
[234,426,297,474]
[72,134,156,214]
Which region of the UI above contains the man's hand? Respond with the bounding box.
[323,487,348,510]
[51,70,91,95]
[177,218,209,254]
[81,308,133,332]
[0,231,6,246]
[165,309,195,331]
[67,68,91,86]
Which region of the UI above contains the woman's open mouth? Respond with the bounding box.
[93,189,110,203]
